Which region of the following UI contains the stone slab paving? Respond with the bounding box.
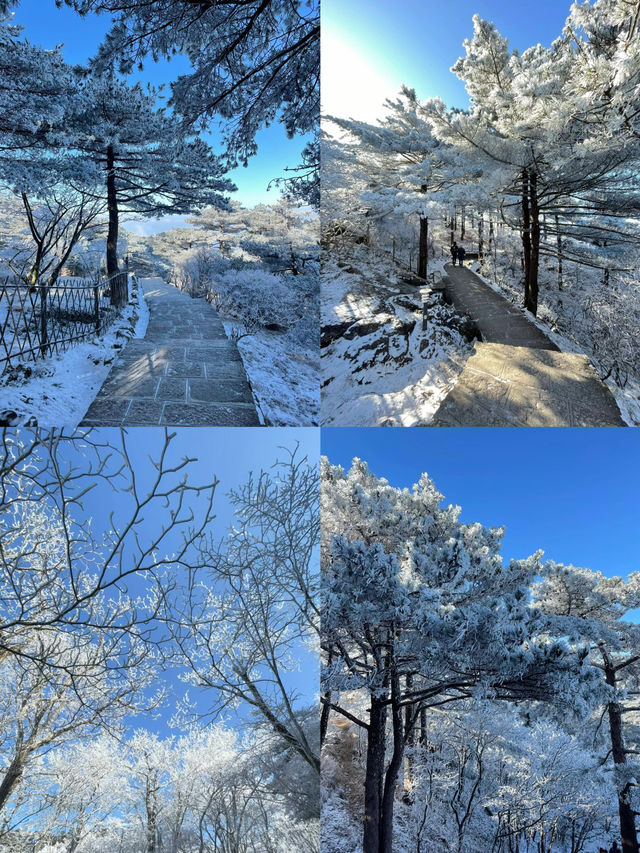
[80,277,260,426]
[432,342,626,426]
[440,263,560,349]
[429,264,625,426]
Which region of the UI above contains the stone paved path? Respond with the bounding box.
[431,264,626,427]
[438,263,560,349]
[81,278,260,426]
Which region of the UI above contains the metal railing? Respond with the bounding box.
[0,273,127,375]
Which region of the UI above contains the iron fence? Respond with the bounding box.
[0,274,125,375]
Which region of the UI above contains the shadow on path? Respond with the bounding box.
[81,277,260,426]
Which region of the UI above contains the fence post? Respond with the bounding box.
[94,282,100,334]
[39,285,48,356]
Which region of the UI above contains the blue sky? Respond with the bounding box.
[323,0,575,119]
[12,0,308,210]
[63,427,320,736]
[322,428,640,579]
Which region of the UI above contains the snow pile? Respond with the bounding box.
[321,246,472,426]
[223,319,319,426]
[0,275,145,428]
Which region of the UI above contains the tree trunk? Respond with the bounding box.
[419,705,427,749]
[418,184,429,279]
[604,653,639,853]
[363,696,386,853]
[527,171,540,316]
[521,170,531,308]
[320,651,332,746]
[418,216,428,279]
[146,773,158,853]
[461,206,466,240]
[0,753,24,812]
[106,144,120,283]
[320,697,331,747]
[478,214,484,263]
[290,243,299,275]
[404,674,415,795]
[380,669,405,853]
[521,169,540,316]
[555,215,563,290]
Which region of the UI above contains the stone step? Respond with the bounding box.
[80,277,260,427]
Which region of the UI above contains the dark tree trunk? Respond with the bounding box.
[106,144,120,283]
[418,216,429,279]
[418,184,429,279]
[527,171,540,316]
[0,754,24,812]
[404,674,415,796]
[521,170,531,306]
[461,206,466,240]
[555,214,563,290]
[380,670,405,853]
[320,696,330,746]
[521,169,540,316]
[290,243,299,275]
[478,214,484,263]
[320,651,332,746]
[450,216,454,246]
[363,696,386,853]
[419,705,427,749]
[603,653,639,853]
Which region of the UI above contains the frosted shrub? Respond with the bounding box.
[174,246,219,296]
[210,268,306,333]
[286,311,318,351]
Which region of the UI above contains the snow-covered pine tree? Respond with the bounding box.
[534,563,640,853]
[0,19,77,181]
[424,10,640,315]
[322,458,596,853]
[328,90,484,279]
[70,70,233,277]
[59,0,320,201]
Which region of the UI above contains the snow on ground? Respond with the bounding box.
[321,246,472,427]
[222,321,320,426]
[0,275,147,428]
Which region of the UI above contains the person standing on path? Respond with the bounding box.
[457,245,466,267]
[450,242,458,265]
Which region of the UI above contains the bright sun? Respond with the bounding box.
[321,24,401,124]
